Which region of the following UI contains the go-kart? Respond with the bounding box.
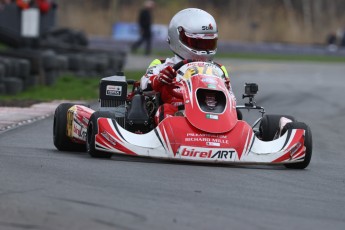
[53,60,312,169]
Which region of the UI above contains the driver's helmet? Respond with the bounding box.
[168,8,218,61]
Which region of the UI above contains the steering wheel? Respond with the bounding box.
[166,59,195,99]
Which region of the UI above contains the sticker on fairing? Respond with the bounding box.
[106,85,122,96]
[206,114,218,120]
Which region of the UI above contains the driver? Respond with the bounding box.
[140,8,230,124]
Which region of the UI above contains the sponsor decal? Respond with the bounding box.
[82,117,89,125]
[184,137,229,144]
[178,146,236,160]
[206,142,220,147]
[202,78,217,84]
[207,84,216,89]
[100,131,116,146]
[206,114,218,120]
[186,133,227,138]
[185,137,211,142]
[73,124,86,138]
[202,23,213,31]
[73,117,83,127]
[289,142,302,156]
[106,85,122,96]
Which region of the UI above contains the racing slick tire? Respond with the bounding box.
[259,114,296,141]
[284,122,312,169]
[87,111,116,159]
[53,103,86,152]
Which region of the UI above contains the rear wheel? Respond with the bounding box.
[259,114,296,141]
[86,111,116,158]
[53,103,85,151]
[284,122,312,169]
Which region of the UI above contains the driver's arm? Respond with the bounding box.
[140,59,163,91]
[140,59,176,92]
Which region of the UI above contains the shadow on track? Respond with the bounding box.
[49,148,287,171]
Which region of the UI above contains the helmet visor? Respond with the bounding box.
[179,27,218,51]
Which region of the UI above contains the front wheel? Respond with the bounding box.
[86,111,115,159]
[259,114,296,141]
[284,122,313,169]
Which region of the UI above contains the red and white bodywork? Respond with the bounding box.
[94,116,306,164]
[66,62,308,165]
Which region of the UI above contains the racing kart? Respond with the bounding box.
[53,60,312,169]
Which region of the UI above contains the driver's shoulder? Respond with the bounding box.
[213,61,229,78]
[148,56,178,68]
[148,58,165,68]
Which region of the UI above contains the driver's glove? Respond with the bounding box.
[157,66,176,85]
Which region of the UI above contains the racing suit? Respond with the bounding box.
[140,55,230,124]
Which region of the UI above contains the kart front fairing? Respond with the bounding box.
[93,62,308,164]
[95,116,306,164]
[176,61,237,133]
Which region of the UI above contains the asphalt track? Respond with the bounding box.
[0,58,345,230]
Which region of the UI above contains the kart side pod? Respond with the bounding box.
[99,74,128,128]
[99,74,128,108]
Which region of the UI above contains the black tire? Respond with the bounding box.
[259,114,296,141]
[0,64,5,81]
[45,70,58,86]
[42,50,58,70]
[83,56,98,72]
[24,74,37,89]
[0,57,11,76]
[284,122,312,169]
[3,77,23,95]
[95,55,108,75]
[236,108,243,120]
[56,55,69,72]
[67,54,83,71]
[53,103,86,152]
[86,111,116,159]
[8,58,20,77]
[17,59,31,79]
[0,83,5,95]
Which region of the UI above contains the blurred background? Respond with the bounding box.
[57,0,345,45]
[1,0,345,99]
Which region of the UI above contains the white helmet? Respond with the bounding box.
[168,8,218,61]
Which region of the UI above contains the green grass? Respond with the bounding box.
[0,71,145,101]
[0,42,8,51]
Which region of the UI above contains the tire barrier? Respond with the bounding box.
[0,83,5,95]
[3,77,23,95]
[0,63,5,82]
[0,46,126,95]
[0,4,126,95]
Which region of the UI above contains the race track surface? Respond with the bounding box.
[1,59,345,230]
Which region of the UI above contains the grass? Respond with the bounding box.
[0,70,144,101]
[0,71,144,101]
[0,42,8,51]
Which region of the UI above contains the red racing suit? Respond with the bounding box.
[140,55,231,124]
